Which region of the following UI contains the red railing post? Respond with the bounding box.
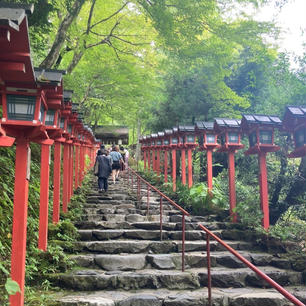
[160,195,163,241]
[181,214,185,272]
[207,234,212,306]
[172,149,176,191]
[147,185,150,215]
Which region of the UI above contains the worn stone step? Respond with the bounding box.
[54,286,306,306]
[77,229,224,241]
[81,214,170,223]
[53,267,303,291]
[70,251,278,271]
[75,240,252,254]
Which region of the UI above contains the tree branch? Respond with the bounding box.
[86,0,97,35]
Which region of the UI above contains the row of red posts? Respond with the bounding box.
[0,4,98,306]
[140,110,306,230]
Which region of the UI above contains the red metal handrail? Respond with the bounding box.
[127,167,189,272]
[127,167,305,306]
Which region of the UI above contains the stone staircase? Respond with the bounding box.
[53,174,306,306]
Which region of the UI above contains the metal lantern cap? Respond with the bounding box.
[195,121,214,131]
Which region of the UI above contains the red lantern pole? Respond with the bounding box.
[52,141,61,224]
[143,150,147,170]
[10,139,30,306]
[187,148,193,188]
[62,142,69,213]
[38,140,53,251]
[228,150,237,222]
[148,150,151,170]
[152,149,156,172]
[172,148,176,191]
[259,152,269,230]
[79,145,83,186]
[156,149,160,176]
[164,150,168,183]
[74,145,79,189]
[181,149,186,185]
[69,144,74,198]
[207,149,213,191]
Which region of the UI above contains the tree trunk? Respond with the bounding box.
[40,0,85,69]
[67,50,84,73]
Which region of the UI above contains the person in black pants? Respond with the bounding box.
[95,150,112,193]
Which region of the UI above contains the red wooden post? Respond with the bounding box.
[228,150,237,222]
[52,141,61,224]
[207,149,213,191]
[148,150,151,170]
[156,149,160,176]
[172,149,176,191]
[152,150,156,172]
[74,145,79,189]
[38,141,53,251]
[143,150,147,170]
[181,149,186,185]
[164,150,168,183]
[187,148,193,188]
[10,140,30,306]
[62,143,69,213]
[259,152,269,229]
[70,144,74,198]
[79,145,83,186]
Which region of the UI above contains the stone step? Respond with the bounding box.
[75,240,252,254]
[71,251,279,271]
[54,286,306,306]
[81,214,171,223]
[53,267,303,291]
[77,229,217,241]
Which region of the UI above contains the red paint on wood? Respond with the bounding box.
[74,146,79,189]
[228,151,237,222]
[172,149,176,191]
[164,150,168,183]
[259,152,269,230]
[10,140,29,306]
[152,150,156,172]
[0,61,25,72]
[148,150,151,170]
[38,144,51,251]
[52,141,61,224]
[181,149,186,185]
[62,143,69,213]
[187,149,193,188]
[156,150,160,175]
[143,151,147,170]
[207,149,213,191]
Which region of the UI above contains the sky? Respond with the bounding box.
[255,0,306,57]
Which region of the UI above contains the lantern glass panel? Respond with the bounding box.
[171,137,178,144]
[198,135,204,145]
[45,109,55,126]
[179,136,184,144]
[164,139,169,145]
[259,130,272,144]
[206,134,215,144]
[186,135,195,143]
[249,131,257,147]
[60,118,65,129]
[7,94,36,121]
[68,124,72,134]
[294,128,306,148]
[220,135,226,145]
[228,132,239,144]
[157,140,162,145]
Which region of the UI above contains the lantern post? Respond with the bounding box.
[0,4,56,304]
[241,114,281,230]
[178,125,197,188]
[177,127,186,186]
[156,132,164,176]
[169,128,179,191]
[139,136,145,170]
[214,119,244,222]
[147,135,151,171]
[151,133,158,173]
[163,130,171,183]
[195,122,220,191]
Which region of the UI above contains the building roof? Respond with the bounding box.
[214,118,241,128]
[178,125,195,132]
[195,121,214,131]
[242,114,282,126]
[0,2,34,31]
[34,68,66,85]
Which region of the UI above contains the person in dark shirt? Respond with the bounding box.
[95,150,112,193]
